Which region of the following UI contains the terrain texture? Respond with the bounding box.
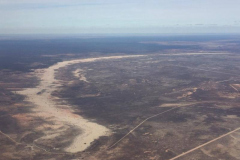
[1,35,240,160]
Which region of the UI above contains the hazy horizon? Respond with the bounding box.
[1,0,240,34]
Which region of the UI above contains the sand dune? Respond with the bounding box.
[17,55,145,153]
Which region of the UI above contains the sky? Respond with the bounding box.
[1,0,240,34]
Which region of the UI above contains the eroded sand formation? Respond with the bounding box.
[72,68,88,82]
[17,55,145,153]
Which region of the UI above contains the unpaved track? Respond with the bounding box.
[108,107,177,149]
[169,127,240,160]
[17,55,145,153]
[0,130,20,144]
[230,84,239,92]
[15,53,229,153]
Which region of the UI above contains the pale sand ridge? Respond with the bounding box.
[17,55,145,153]
[15,53,226,153]
[73,69,88,82]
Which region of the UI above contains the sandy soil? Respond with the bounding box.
[169,127,240,160]
[73,69,88,82]
[17,55,145,153]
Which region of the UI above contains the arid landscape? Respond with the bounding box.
[1,35,240,160]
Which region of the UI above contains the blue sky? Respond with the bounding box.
[1,0,240,34]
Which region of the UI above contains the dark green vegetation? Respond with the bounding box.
[1,35,240,160]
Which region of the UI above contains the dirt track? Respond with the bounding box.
[16,53,230,153]
[169,127,240,160]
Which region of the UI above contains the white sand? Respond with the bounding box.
[73,69,88,82]
[17,55,145,153]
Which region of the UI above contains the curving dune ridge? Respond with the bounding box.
[17,55,145,153]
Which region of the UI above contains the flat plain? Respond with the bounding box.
[1,35,240,160]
